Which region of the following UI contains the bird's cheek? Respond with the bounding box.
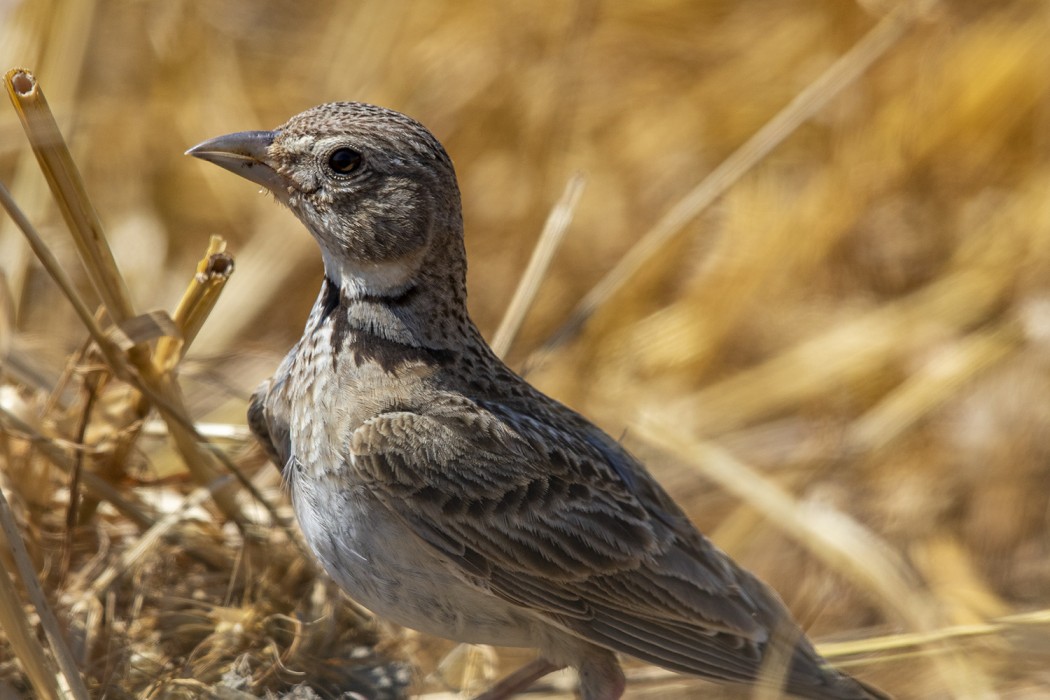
[286,184,332,221]
[269,183,294,206]
[279,168,322,205]
[285,190,309,215]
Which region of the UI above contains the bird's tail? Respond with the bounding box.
[849,675,893,700]
[789,664,891,700]
[783,640,890,700]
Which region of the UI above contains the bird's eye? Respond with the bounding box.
[327,147,362,174]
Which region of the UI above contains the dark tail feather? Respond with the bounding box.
[784,641,891,700]
[847,675,892,700]
[786,661,891,700]
[785,671,890,700]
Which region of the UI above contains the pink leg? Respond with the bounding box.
[578,650,625,700]
[472,658,564,700]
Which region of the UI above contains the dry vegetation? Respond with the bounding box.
[1,0,1049,698]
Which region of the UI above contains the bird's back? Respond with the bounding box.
[464,368,889,700]
[336,322,889,700]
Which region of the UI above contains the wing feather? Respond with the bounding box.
[248,378,290,469]
[349,398,784,670]
[346,394,886,698]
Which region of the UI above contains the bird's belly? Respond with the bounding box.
[291,469,538,648]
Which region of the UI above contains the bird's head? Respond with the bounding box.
[187,102,464,299]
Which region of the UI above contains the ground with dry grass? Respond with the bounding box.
[1,1,1049,698]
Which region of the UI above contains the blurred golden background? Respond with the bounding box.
[1,0,1049,698]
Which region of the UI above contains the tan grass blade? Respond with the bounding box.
[0,269,12,360]
[0,543,64,700]
[0,180,126,374]
[140,420,253,442]
[819,608,1050,658]
[752,617,802,700]
[632,422,994,698]
[0,178,299,549]
[0,403,153,527]
[0,1,99,307]
[846,321,1022,456]
[80,235,234,521]
[0,485,90,700]
[669,254,1019,437]
[491,173,585,359]
[4,69,137,325]
[609,602,1050,688]
[539,2,924,353]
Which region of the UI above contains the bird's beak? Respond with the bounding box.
[186,130,288,194]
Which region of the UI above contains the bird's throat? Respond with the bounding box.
[319,245,425,300]
[316,276,454,351]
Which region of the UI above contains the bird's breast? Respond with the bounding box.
[281,315,440,478]
[290,467,543,648]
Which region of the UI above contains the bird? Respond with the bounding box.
[187,102,889,700]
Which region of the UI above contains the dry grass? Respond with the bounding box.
[1,1,1049,698]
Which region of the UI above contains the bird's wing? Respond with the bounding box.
[248,376,292,471]
[349,396,813,685]
[247,379,277,462]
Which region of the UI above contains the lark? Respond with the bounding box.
[188,102,888,700]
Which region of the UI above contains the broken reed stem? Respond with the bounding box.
[0,178,253,531]
[539,3,921,353]
[5,68,163,522]
[491,173,585,359]
[155,235,235,371]
[78,236,234,520]
[3,68,136,326]
[81,236,234,522]
[0,71,266,530]
[0,486,91,700]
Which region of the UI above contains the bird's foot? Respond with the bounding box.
[471,658,563,700]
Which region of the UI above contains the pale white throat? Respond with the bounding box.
[319,245,425,301]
